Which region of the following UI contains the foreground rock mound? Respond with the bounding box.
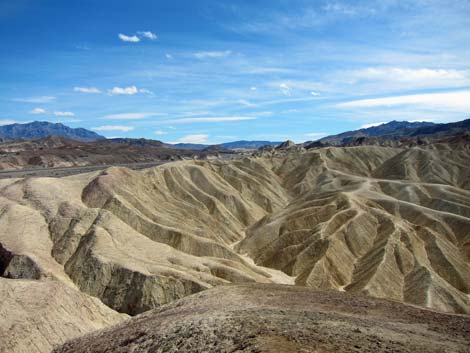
[0,278,126,353]
[54,284,470,353]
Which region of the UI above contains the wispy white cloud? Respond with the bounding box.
[305,132,327,139]
[360,122,386,129]
[109,86,138,95]
[138,31,157,40]
[14,96,56,103]
[103,112,165,120]
[118,33,140,42]
[0,119,20,125]
[338,90,470,111]
[169,116,256,124]
[30,108,74,117]
[92,125,134,132]
[58,118,82,123]
[165,54,173,59]
[279,83,292,96]
[75,45,91,51]
[154,130,167,135]
[108,86,153,95]
[342,108,460,124]
[54,111,75,116]
[30,108,46,114]
[323,2,376,17]
[173,134,209,144]
[244,67,296,75]
[138,88,154,95]
[194,50,232,59]
[249,111,272,117]
[74,86,101,94]
[239,99,256,107]
[341,67,470,89]
[272,80,326,93]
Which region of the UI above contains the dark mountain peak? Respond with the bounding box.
[276,140,296,149]
[169,140,282,151]
[0,121,105,142]
[220,140,282,150]
[320,119,438,145]
[360,120,434,134]
[202,145,230,153]
[109,138,166,148]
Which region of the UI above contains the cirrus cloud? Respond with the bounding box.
[305,132,327,139]
[173,134,209,144]
[169,116,256,124]
[108,86,153,96]
[92,125,134,132]
[338,90,470,111]
[30,108,46,114]
[342,68,470,89]
[118,33,140,42]
[14,96,56,103]
[103,112,166,120]
[194,50,232,59]
[138,31,157,40]
[54,111,75,117]
[74,87,101,94]
[0,119,20,125]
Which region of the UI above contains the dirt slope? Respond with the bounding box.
[54,283,470,353]
[0,278,126,353]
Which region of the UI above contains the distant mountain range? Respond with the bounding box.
[319,119,470,145]
[1,119,469,149]
[0,121,281,149]
[170,140,282,150]
[0,121,105,142]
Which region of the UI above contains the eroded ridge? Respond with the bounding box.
[0,143,469,332]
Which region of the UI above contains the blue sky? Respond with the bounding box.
[1,0,470,144]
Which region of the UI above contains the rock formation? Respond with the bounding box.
[1,140,470,352]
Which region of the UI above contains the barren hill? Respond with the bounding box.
[54,284,470,353]
[1,141,470,352]
[0,136,227,171]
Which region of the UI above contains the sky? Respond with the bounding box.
[1,0,470,144]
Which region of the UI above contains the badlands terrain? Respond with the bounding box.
[1,136,470,352]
